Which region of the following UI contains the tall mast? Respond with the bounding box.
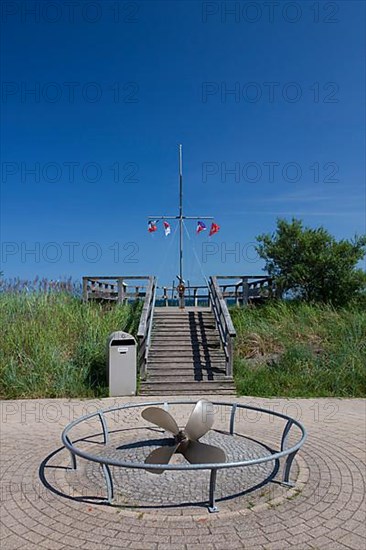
[147,144,214,308]
[179,144,183,283]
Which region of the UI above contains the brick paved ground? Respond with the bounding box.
[1,396,365,549]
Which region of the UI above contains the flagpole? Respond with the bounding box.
[147,144,217,309]
[179,144,183,285]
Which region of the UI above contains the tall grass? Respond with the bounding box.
[231,301,366,398]
[0,293,141,399]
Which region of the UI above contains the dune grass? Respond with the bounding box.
[1,291,364,400]
[0,293,141,399]
[231,301,366,398]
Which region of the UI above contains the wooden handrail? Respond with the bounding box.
[137,276,157,378]
[83,276,273,307]
[208,276,236,377]
[82,276,152,303]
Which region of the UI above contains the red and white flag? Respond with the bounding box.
[196,221,206,234]
[148,220,158,233]
[209,222,220,236]
[163,221,171,236]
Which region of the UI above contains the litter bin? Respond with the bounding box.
[108,331,137,397]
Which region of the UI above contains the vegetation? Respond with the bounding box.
[232,300,366,398]
[0,292,141,399]
[256,218,366,306]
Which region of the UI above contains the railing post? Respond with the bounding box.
[82,277,88,302]
[101,464,114,503]
[242,277,249,306]
[229,403,237,435]
[117,278,124,304]
[227,337,233,377]
[208,469,219,513]
[282,450,298,487]
[137,276,156,377]
[209,276,236,378]
[268,278,273,297]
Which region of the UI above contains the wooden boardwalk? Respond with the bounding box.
[82,274,274,396]
[139,307,236,396]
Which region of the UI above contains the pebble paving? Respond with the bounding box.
[1,396,365,549]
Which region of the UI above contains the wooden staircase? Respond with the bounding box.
[139,307,236,396]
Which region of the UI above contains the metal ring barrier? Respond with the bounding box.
[61,400,307,512]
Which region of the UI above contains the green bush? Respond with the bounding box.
[0,293,142,399]
[256,218,366,306]
[232,301,366,398]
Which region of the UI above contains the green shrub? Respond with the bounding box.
[232,301,366,397]
[256,218,366,306]
[0,293,142,399]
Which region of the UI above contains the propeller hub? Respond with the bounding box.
[175,430,188,443]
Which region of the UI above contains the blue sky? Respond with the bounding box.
[1,0,365,285]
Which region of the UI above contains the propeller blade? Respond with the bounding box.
[144,444,179,474]
[141,407,179,435]
[182,440,226,465]
[184,399,214,441]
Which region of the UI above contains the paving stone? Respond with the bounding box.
[1,396,365,550]
[339,532,366,549]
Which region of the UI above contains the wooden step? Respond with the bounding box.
[148,357,226,363]
[142,306,234,396]
[145,366,228,374]
[152,327,216,332]
[146,370,227,377]
[140,382,236,396]
[153,310,212,315]
[147,366,226,372]
[140,389,236,396]
[152,327,217,332]
[152,338,218,343]
[147,358,226,365]
[140,380,234,388]
[149,343,221,350]
[146,375,228,383]
[153,330,216,334]
[149,358,226,369]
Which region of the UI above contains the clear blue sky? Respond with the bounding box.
[1,0,365,286]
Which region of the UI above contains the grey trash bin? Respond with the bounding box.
[108,331,137,397]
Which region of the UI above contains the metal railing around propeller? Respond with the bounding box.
[61,400,307,513]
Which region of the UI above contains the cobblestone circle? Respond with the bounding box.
[1,396,365,549]
[79,429,276,508]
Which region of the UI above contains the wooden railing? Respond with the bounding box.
[137,276,157,378]
[208,276,237,377]
[82,276,152,303]
[157,276,273,307]
[216,275,274,305]
[159,284,209,307]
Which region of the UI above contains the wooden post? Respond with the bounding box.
[227,338,233,377]
[268,278,273,297]
[242,277,249,306]
[162,287,166,306]
[117,278,124,304]
[82,277,88,302]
